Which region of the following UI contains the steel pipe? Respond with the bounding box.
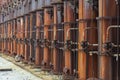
[98,0,116,80]
[78,0,98,79]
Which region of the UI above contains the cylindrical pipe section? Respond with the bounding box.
[13,19,17,55]
[24,15,30,62]
[78,0,98,79]
[64,0,75,74]
[98,0,116,80]
[35,11,41,66]
[43,6,53,69]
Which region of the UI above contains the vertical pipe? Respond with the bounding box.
[30,13,33,62]
[8,22,10,53]
[4,23,6,53]
[24,15,29,62]
[98,0,116,80]
[53,3,58,73]
[30,12,37,62]
[1,24,4,53]
[30,13,32,59]
[78,0,86,79]
[8,21,11,54]
[35,11,41,66]
[64,0,74,74]
[13,19,17,55]
[10,21,13,55]
[43,7,53,69]
[20,17,24,57]
[17,19,20,55]
[78,0,98,79]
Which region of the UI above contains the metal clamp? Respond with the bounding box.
[34,39,42,46]
[23,38,29,44]
[20,38,24,43]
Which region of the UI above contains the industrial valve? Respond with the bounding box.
[34,39,42,46]
[28,38,35,45]
[19,38,23,43]
[64,40,72,50]
[35,39,40,44]
[9,37,13,42]
[23,38,29,44]
[12,35,16,40]
[29,56,35,63]
[15,38,18,43]
[42,39,49,47]
[51,40,58,48]
[80,41,89,52]
[103,42,113,51]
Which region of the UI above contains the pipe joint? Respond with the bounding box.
[42,39,49,47]
[51,40,58,48]
[80,41,89,52]
[103,42,113,51]
[64,40,72,50]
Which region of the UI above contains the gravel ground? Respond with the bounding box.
[0,57,42,80]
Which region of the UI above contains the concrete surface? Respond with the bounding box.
[0,57,42,80]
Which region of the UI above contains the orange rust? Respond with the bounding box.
[64,1,75,74]
[24,15,30,62]
[52,4,58,73]
[98,0,116,80]
[13,20,17,55]
[20,17,25,57]
[35,11,41,66]
[29,13,33,59]
[43,8,53,68]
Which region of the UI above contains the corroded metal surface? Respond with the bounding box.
[0,0,119,80]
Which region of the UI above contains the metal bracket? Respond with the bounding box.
[63,67,70,75]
